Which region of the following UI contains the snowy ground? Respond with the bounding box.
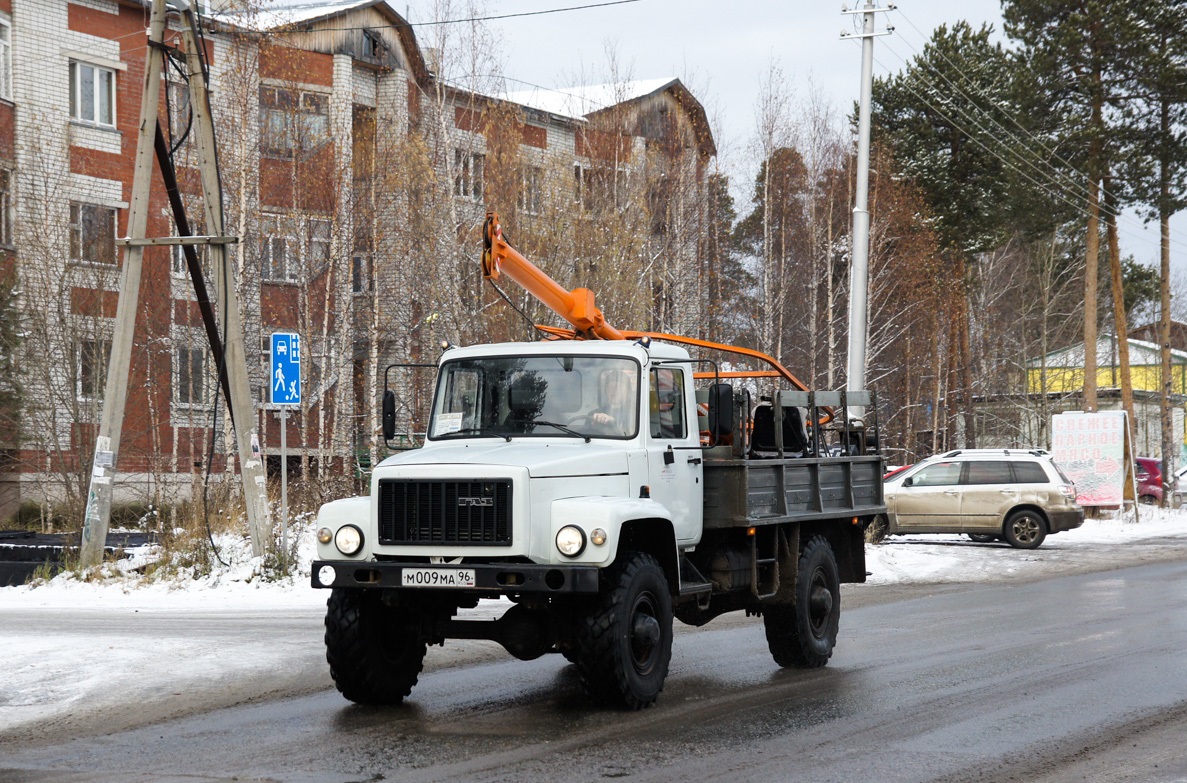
[2,507,1187,743]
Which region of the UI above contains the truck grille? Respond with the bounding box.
[377,479,512,546]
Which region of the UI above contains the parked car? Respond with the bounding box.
[1173,465,1187,508]
[875,449,1084,549]
[1135,457,1163,505]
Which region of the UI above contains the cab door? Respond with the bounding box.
[892,460,963,532]
[645,365,703,544]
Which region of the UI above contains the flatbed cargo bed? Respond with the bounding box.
[703,454,885,529]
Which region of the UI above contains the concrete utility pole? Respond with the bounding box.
[176,4,271,555]
[80,0,271,566]
[841,1,893,418]
[79,0,168,567]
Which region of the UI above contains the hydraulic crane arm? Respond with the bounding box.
[482,212,625,340]
[480,210,816,396]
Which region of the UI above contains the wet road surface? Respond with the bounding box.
[3,559,1186,783]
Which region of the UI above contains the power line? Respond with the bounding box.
[211,0,644,32]
[886,7,1187,256]
[864,44,1175,258]
[864,40,1187,260]
[888,10,1110,212]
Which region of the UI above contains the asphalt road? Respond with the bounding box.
[2,558,1186,783]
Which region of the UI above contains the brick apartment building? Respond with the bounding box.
[0,0,716,521]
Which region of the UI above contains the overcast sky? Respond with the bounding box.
[403,0,1183,278]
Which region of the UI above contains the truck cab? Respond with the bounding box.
[315,339,703,584]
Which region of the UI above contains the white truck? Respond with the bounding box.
[309,215,885,709]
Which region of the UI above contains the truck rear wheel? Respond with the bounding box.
[325,588,427,705]
[574,551,673,710]
[764,535,840,668]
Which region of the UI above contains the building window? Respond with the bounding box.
[308,218,332,272]
[77,338,111,400]
[361,29,385,60]
[574,163,627,210]
[259,86,329,157]
[164,74,191,143]
[260,214,296,282]
[69,203,117,265]
[453,150,484,201]
[0,171,11,247]
[518,166,543,215]
[175,344,206,405]
[0,21,11,102]
[351,255,372,294]
[69,61,116,127]
[170,210,206,277]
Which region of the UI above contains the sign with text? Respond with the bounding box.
[270,332,301,406]
[1051,411,1127,506]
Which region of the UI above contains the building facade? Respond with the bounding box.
[971,334,1187,460]
[0,0,716,521]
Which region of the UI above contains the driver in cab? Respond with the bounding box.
[590,368,637,437]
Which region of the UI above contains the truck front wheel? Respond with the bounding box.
[574,551,673,710]
[325,588,427,705]
[764,535,840,668]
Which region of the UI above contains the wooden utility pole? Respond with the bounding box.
[80,0,271,566]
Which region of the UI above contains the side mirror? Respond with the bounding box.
[708,383,734,443]
[382,390,396,441]
[902,476,913,488]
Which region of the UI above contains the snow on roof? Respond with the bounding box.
[502,77,679,120]
[1029,335,1187,368]
[209,0,390,31]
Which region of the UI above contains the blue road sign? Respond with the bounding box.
[270,332,301,406]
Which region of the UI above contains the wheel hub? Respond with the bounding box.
[631,611,661,670]
[810,584,834,618]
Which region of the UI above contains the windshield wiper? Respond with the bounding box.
[437,428,511,442]
[530,420,592,443]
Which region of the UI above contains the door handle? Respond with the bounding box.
[687,457,702,465]
[999,490,1016,495]
[943,490,958,495]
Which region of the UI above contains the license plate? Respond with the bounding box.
[401,567,476,588]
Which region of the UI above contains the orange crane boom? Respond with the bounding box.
[482,212,625,341]
[480,211,812,394]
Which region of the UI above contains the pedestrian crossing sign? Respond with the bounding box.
[270,332,301,406]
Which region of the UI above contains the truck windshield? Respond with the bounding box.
[429,355,640,440]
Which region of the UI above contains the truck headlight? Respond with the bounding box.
[556,525,586,557]
[334,525,364,556]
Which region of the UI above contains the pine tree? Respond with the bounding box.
[870,22,1023,447]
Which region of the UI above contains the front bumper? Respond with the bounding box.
[311,560,600,594]
[1048,507,1085,533]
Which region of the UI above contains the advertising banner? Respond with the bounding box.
[1050,411,1128,506]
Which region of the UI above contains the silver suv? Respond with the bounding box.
[877,449,1084,549]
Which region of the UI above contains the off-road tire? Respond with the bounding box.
[764,535,840,668]
[574,551,673,710]
[325,588,427,705]
[1002,509,1047,550]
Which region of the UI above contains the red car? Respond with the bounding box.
[1135,457,1163,505]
